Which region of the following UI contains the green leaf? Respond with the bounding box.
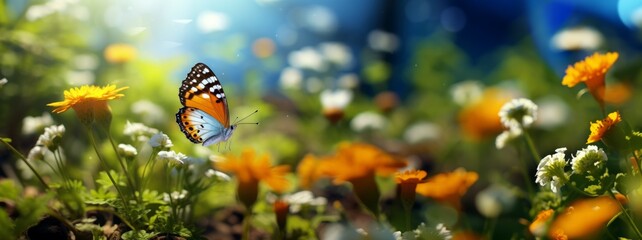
[0,209,16,240]
[14,195,51,236]
[0,179,20,200]
[121,230,157,240]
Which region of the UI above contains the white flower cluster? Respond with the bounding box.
[117,144,138,158]
[394,222,452,240]
[157,150,187,167]
[149,132,173,149]
[570,145,608,175]
[163,189,188,202]
[320,89,353,111]
[36,125,65,151]
[496,98,538,149]
[205,169,231,182]
[535,148,569,193]
[535,145,608,193]
[499,98,538,130]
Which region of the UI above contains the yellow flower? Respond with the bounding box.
[586,111,621,144]
[416,168,478,209]
[217,148,290,209]
[104,43,137,63]
[549,196,620,239]
[529,209,554,237]
[562,52,618,106]
[47,85,128,126]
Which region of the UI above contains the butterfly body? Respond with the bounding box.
[176,63,236,146]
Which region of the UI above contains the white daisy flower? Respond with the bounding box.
[320,88,353,111]
[205,169,231,182]
[350,111,386,132]
[163,189,188,202]
[27,146,46,162]
[570,145,607,174]
[535,148,569,193]
[36,124,65,151]
[149,132,173,149]
[551,27,603,51]
[117,144,138,158]
[283,190,328,213]
[495,127,523,149]
[157,150,186,167]
[499,98,538,130]
[0,78,7,88]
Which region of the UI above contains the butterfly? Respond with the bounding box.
[175,63,237,147]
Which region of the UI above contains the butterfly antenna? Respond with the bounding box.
[234,110,259,124]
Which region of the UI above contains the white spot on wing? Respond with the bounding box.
[201,93,210,99]
[203,68,210,73]
[216,93,221,98]
[191,87,198,92]
[198,83,205,89]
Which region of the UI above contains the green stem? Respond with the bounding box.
[522,130,541,163]
[517,146,535,198]
[242,213,252,240]
[142,149,159,190]
[0,139,49,190]
[608,191,642,239]
[107,133,137,203]
[86,128,133,216]
[53,148,69,182]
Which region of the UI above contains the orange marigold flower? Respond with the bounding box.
[562,52,618,106]
[586,111,621,144]
[549,196,620,239]
[47,84,128,126]
[395,169,428,184]
[458,88,511,140]
[416,168,478,209]
[395,170,428,212]
[104,43,137,63]
[322,142,407,184]
[320,142,406,217]
[529,209,554,237]
[217,148,290,209]
[297,154,325,189]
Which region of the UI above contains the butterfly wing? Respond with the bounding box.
[178,63,230,127]
[176,107,228,146]
[176,63,231,146]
